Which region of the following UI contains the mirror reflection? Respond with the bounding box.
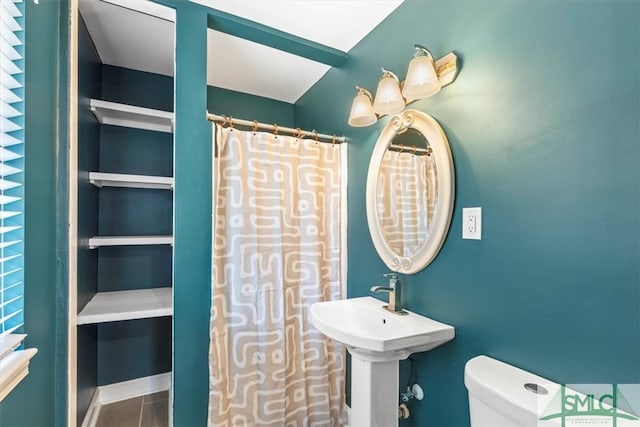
[367,109,454,274]
[375,129,437,259]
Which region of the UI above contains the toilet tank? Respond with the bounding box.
[464,355,559,427]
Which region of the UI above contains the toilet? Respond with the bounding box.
[464,355,560,426]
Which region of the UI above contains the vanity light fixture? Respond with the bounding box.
[348,86,377,127]
[347,45,459,127]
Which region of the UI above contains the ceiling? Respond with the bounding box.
[79,0,404,104]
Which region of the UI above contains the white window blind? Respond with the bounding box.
[0,0,24,338]
[0,0,34,403]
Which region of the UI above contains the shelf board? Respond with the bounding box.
[77,287,172,325]
[88,235,173,249]
[90,99,174,133]
[89,172,174,190]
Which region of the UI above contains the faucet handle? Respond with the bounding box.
[383,273,399,283]
[383,273,400,288]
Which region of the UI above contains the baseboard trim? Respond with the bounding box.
[81,372,172,427]
[98,372,171,404]
[80,389,101,427]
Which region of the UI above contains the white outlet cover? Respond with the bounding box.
[462,207,482,240]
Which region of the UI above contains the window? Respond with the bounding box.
[1,0,24,338]
[0,0,36,402]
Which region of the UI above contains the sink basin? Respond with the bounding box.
[310,296,455,361]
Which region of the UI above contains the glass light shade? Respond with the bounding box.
[348,91,377,127]
[402,54,441,100]
[373,75,405,115]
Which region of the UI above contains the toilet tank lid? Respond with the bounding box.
[464,355,559,416]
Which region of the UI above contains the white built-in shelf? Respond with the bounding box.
[77,287,173,325]
[88,235,173,249]
[90,99,174,133]
[89,172,174,190]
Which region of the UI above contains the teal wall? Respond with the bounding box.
[0,0,69,426]
[100,64,173,112]
[170,6,210,424]
[207,86,294,125]
[296,1,640,425]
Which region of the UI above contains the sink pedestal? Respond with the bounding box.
[350,352,400,427]
[310,297,456,427]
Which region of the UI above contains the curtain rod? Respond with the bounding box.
[206,113,347,143]
[388,143,431,155]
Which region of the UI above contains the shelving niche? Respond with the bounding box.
[87,99,174,252]
[76,14,176,425]
[77,95,174,416]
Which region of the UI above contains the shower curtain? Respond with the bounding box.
[209,127,345,427]
[376,150,437,257]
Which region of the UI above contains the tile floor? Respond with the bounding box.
[96,391,169,427]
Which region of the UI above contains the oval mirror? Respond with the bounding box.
[366,109,454,274]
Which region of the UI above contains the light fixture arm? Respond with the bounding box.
[356,85,373,101]
[413,44,436,62]
[380,68,400,82]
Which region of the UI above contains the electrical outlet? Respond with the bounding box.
[462,207,482,240]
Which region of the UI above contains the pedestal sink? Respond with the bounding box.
[310,296,455,427]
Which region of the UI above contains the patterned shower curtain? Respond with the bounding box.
[376,150,437,257]
[209,126,345,427]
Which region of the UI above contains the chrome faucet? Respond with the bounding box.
[370,273,407,315]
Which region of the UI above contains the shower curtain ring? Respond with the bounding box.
[411,145,417,154]
[252,120,259,133]
[332,135,337,146]
[295,128,303,139]
[229,116,234,130]
[313,130,319,143]
[274,123,279,137]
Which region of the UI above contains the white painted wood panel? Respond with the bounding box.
[77,287,172,324]
[89,172,174,190]
[89,99,174,133]
[88,235,173,249]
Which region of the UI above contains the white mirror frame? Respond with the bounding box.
[366,109,455,274]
